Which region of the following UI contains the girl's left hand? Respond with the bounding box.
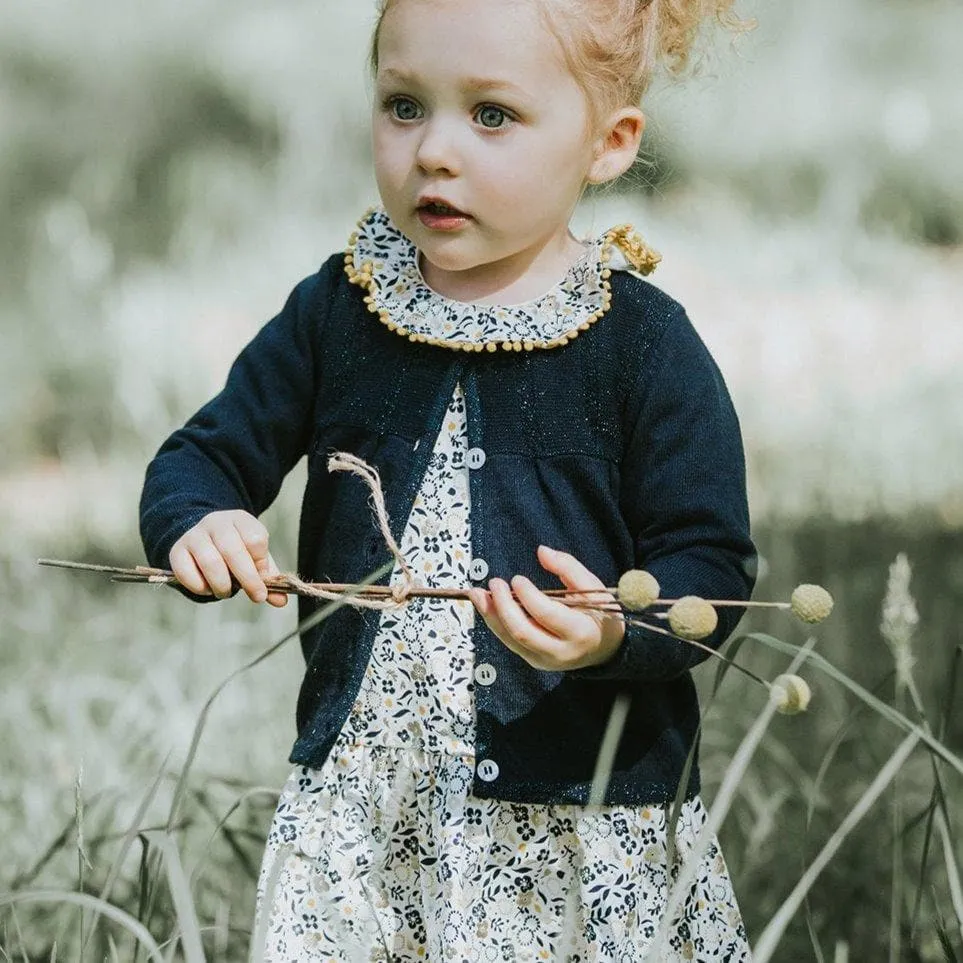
[468,545,625,671]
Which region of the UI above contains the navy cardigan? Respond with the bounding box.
[140,252,756,805]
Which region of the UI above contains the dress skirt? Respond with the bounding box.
[253,385,751,962]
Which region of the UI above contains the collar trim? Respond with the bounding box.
[344,208,660,353]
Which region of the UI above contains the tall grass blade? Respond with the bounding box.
[801,676,890,963]
[897,650,963,946]
[936,808,963,946]
[667,634,750,866]
[153,833,206,963]
[81,752,172,961]
[248,843,292,963]
[135,834,152,937]
[710,634,749,698]
[932,891,960,963]
[890,689,905,963]
[189,789,260,882]
[753,731,920,962]
[190,788,279,892]
[0,891,167,963]
[645,638,817,960]
[743,633,963,777]
[588,693,631,805]
[74,764,91,961]
[6,903,29,963]
[665,724,700,869]
[166,562,391,834]
[10,791,109,890]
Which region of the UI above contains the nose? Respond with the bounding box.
[415,117,460,176]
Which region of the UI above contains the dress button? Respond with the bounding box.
[467,447,487,470]
[477,759,500,782]
[474,663,497,686]
[469,558,490,581]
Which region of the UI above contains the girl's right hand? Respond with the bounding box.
[169,510,289,607]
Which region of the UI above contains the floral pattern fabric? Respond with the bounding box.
[254,233,751,961]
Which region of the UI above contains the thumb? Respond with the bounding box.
[261,552,289,608]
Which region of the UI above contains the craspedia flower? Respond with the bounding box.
[770,674,812,714]
[791,584,834,624]
[667,596,718,641]
[617,570,660,611]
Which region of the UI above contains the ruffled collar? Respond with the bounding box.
[344,207,660,353]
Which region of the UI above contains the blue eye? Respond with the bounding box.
[476,105,509,129]
[389,97,422,121]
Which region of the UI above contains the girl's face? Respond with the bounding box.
[372,0,599,293]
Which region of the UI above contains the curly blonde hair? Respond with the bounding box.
[370,0,748,126]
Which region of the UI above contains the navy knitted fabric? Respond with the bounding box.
[140,253,755,804]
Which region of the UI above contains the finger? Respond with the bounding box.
[233,514,271,564]
[210,527,267,603]
[537,545,610,596]
[185,534,234,599]
[170,542,212,596]
[510,574,597,646]
[488,578,567,667]
[262,552,288,608]
[469,588,536,664]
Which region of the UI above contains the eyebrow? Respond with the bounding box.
[378,67,527,98]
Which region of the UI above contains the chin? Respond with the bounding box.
[416,236,488,275]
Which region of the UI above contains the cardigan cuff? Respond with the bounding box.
[570,618,695,683]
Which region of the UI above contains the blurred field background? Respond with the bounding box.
[1,0,962,959]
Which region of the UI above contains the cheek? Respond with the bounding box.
[488,142,588,205]
[371,124,405,182]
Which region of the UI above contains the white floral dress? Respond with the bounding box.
[253,211,751,963]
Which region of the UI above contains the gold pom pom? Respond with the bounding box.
[770,674,812,714]
[617,570,660,611]
[791,584,834,623]
[608,224,662,275]
[667,596,718,641]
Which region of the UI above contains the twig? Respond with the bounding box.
[37,558,783,610]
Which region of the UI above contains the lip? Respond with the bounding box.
[415,196,472,232]
[416,195,469,216]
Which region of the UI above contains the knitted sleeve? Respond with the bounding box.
[139,259,336,578]
[573,306,756,682]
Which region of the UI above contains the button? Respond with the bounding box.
[477,759,500,782]
[467,447,487,470]
[470,558,490,581]
[474,663,497,686]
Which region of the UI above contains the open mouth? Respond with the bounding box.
[418,200,468,217]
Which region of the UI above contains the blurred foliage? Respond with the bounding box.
[2,0,961,473]
[0,45,279,295]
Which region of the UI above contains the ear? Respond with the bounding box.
[586,108,646,185]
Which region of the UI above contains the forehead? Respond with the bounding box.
[376,0,571,92]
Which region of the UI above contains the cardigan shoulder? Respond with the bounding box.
[607,270,687,347]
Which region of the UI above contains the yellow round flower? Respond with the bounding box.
[770,674,812,714]
[791,584,834,623]
[667,596,718,641]
[618,570,660,611]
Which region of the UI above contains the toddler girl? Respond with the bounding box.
[140,0,756,958]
